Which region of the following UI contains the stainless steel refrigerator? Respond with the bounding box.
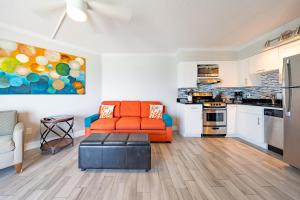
[283,54,300,169]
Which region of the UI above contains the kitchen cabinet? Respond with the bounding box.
[236,105,266,148]
[177,62,197,88]
[227,105,237,136]
[177,61,239,88]
[249,48,279,74]
[278,40,300,83]
[237,58,261,87]
[177,103,202,137]
[218,61,239,87]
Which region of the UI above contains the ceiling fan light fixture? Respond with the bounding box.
[66,0,87,22]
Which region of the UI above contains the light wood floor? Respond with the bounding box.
[0,134,300,200]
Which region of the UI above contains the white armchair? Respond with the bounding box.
[0,111,24,173]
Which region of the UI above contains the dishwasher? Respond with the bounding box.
[264,109,284,155]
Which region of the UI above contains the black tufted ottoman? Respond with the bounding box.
[79,133,151,171]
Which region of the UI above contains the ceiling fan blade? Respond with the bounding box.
[86,10,102,34]
[87,1,132,22]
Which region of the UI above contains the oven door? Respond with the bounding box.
[203,108,227,126]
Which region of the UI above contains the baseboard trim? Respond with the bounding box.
[24,130,85,151]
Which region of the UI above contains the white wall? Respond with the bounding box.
[100,54,177,119]
[0,28,102,145]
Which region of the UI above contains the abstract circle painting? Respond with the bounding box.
[0,39,86,94]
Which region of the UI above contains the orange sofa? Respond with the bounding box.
[84,101,173,142]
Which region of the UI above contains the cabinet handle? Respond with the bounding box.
[191,107,199,109]
[257,117,260,125]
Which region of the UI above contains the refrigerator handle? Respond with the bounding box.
[283,59,292,117]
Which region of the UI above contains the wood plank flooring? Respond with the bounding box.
[0,134,300,200]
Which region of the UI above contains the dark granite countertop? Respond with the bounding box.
[177,98,283,109]
[226,102,283,109]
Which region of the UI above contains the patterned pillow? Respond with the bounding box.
[149,104,163,119]
[99,105,115,118]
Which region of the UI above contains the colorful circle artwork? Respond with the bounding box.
[16,54,29,63]
[18,44,36,57]
[0,39,85,94]
[30,63,47,73]
[36,56,48,66]
[15,66,30,76]
[52,79,65,90]
[56,63,70,76]
[49,70,60,79]
[0,77,10,88]
[0,57,20,73]
[75,57,85,66]
[26,73,40,83]
[9,76,23,87]
[44,50,61,62]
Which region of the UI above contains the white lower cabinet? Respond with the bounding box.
[177,103,203,137]
[236,105,266,148]
[227,105,237,136]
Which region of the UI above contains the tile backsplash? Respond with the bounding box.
[178,70,282,99]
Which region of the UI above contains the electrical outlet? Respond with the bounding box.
[26,128,32,135]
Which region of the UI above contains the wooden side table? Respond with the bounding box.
[40,115,74,154]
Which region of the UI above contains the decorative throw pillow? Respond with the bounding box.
[99,105,115,118]
[149,104,163,119]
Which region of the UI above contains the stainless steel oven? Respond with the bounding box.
[202,102,227,135]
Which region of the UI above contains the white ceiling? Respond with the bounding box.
[0,0,300,53]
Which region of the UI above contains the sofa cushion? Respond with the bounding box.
[140,101,161,118]
[116,117,141,130]
[0,110,17,136]
[101,101,121,117]
[120,101,141,117]
[0,135,15,154]
[141,118,166,130]
[91,118,119,130]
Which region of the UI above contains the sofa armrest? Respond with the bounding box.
[163,113,173,127]
[85,114,99,128]
[13,122,24,165]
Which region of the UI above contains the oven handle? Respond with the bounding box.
[203,108,227,110]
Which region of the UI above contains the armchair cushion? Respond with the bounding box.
[0,135,15,154]
[0,110,17,136]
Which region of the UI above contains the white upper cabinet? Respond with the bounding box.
[238,58,261,87]
[249,48,279,74]
[177,61,239,88]
[177,62,197,88]
[218,61,239,87]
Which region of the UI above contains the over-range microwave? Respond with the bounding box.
[197,65,219,77]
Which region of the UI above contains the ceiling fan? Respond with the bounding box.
[34,0,132,39]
